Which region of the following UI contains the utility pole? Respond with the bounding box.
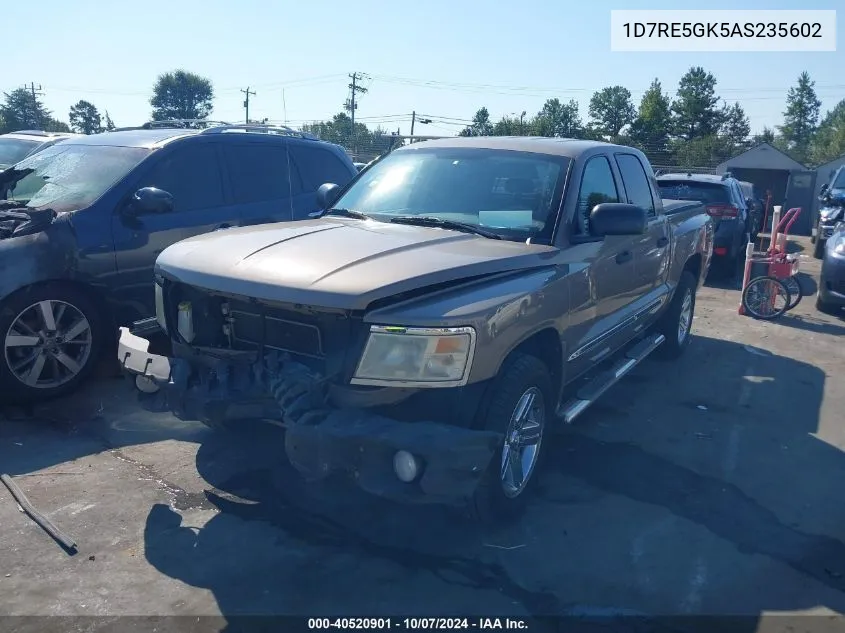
[24,82,44,128]
[241,87,256,124]
[409,112,431,144]
[345,72,368,155]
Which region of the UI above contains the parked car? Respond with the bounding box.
[0,130,79,172]
[812,165,845,259]
[816,221,845,315]
[657,172,755,271]
[119,136,713,521]
[0,123,358,401]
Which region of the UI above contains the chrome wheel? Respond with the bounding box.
[500,386,545,499]
[4,300,93,389]
[678,289,693,345]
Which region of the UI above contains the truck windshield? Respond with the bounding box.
[333,147,570,242]
[2,144,150,213]
[658,180,730,205]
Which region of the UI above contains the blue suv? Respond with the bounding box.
[0,122,358,401]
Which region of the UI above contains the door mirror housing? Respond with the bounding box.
[819,183,830,201]
[316,183,341,210]
[590,203,647,237]
[126,187,174,216]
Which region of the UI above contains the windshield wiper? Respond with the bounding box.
[389,215,503,240]
[310,207,370,220]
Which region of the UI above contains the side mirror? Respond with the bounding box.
[126,187,174,216]
[820,183,829,195]
[589,203,647,237]
[316,183,341,210]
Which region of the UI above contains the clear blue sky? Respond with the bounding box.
[5,0,842,135]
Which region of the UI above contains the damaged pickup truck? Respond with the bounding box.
[119,137,713,520]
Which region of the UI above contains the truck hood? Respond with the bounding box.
[155,218,559,311]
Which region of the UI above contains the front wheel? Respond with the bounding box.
[742,276,791,320]
[813,236,825,259]
[816,295,841,316]
[0,284,105,402]
[472,353,552,524]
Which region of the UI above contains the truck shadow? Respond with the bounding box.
[139,334,843,629]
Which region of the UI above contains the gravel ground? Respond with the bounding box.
[2,237,844,632]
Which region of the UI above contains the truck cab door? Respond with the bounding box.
[613,153,671,304]
[111,141,241,323]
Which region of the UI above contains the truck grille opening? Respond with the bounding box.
[229,309,323,358]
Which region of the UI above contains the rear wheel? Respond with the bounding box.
[654,270,697,360]
[742,276,791,320]
[783,276,804,311]
[0,284,105,402]
[472,353,552,524]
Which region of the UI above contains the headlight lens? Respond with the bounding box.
[820,206,843,222]
[352,326,475,386]
[833,234,845,256]
[154,282,167,332]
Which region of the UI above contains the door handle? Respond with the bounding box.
[656,236,669,247]
[615,250,633,264]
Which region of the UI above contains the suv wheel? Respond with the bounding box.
[0,285,104,402]
[472,353,552,524]
[813,236,825,259]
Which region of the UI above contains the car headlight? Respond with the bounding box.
[832,234,845,256]
[820,206,843,222]
[154,282,167,333]
[351,326,476,387]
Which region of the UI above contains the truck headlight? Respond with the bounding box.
[154,282,167,333]
[351,326,476,387]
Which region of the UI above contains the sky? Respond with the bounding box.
[4,0,842,136]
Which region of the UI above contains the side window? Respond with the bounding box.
[575,156,619,234]
[615,154,656,216]
[136,143,224,212]
[221,143,292,204]
[289,144,355,192]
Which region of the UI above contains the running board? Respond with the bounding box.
[557,333,666,424]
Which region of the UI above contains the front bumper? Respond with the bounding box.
[819,251,845,308]
[818,223,839,241]
[117,328,502,504]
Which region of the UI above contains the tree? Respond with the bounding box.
[778,71,821,164]
[532,98,583,138]
[0,88,51,131]
[104,111,116,131]
[752,127,776,145]
[459,108,494,136]
[671,67,723,141]
[720,102,751,154]
[810,99,845,165]
[69,100,102,134]
[44,118,71,133]
[629,79,672,158]
[588,86,636,140]
[300,113,394,160]
[150,70,214,122]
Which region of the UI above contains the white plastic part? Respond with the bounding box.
[393,450,419,483]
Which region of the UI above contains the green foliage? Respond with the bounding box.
[300,113,397,160]
[533,98,583,138]
[809,99,845,166]
[104,111,116,131]
[460,108,494,136]
[628,79,672,159]
[719,102,751,154]
[753,127,776,145]
[69,100,102,134]
[588,86,635,139]
[671,67,723,141]
[44,118,71,133]
[778,71,822,164]
[150,70,214,122]
[0,88,51,131]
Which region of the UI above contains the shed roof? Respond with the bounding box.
[716,142,807,171]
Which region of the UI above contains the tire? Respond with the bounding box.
[742,276,791,320]
[0,284,105,402]
[654,270,697,360]
[783,275,804,311]
[472,353,553,524]
[813,237,825,259]
[816,295,841,316]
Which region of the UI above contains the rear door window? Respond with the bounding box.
[657,180,730,205]
[222,142,293,204]
[289,144,355,191]
[614,154,656,216]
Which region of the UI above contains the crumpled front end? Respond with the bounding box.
[118,328,501,504]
